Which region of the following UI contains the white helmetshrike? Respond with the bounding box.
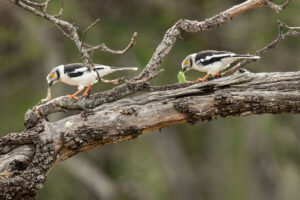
[181,50,260,82]
[46,63,138,100]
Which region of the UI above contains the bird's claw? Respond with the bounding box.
[197,78,205,83]
[66,94,78,101]
[82,93,90,98]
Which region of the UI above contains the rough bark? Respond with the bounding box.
[1,69,300,199]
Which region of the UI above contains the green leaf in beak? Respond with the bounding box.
[178,71,187,83]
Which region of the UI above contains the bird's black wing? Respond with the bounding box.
[195,50,234,66]
[64,63,87,78]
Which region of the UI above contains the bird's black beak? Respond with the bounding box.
[182,67,187,72]
[48,81,53,87]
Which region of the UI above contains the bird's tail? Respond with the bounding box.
[94,65,138,77]
[111,67,138,71]
[232,55,260,60]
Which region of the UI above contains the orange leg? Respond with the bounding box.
[197,73,210,83]
[214,70,221,77]
[83,84,92,96]
[67,89,84,101]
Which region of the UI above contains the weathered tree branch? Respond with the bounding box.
[1,69,300,199]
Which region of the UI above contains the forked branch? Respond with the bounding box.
[263,0,291,13]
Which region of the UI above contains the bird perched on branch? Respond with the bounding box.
[46,63,138,100]
[181,50,260,82]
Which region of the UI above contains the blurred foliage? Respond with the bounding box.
[0,0,300,199]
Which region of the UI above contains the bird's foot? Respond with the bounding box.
[82,90,91,97]
[197,78,205,83]
[214,72,220,77]
[197,74,210,83]
[82,84,92,97]
[82,92,91,98]
[82,93,89,98]
[210,75,222,81]
[66,94,78,101]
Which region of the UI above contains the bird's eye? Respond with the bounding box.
[184,60,189,65]
[50,73,55,78]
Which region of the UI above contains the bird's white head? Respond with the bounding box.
[181,54,195,72]
[46,65,61,87]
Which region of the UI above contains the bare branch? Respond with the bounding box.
[100,77,125,84]
[86,32,138,54]
[53,23,72,39]
[2,69,300,199]
[224,21,300,76]
[263,0,291,13]
[42,0,51,12]
[53,0,64,18]
[80,18,100,51]
[287,26,300,30]
[22,0,44,7]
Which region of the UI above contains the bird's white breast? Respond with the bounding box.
[59,66,98,89]
[193,62,223,75]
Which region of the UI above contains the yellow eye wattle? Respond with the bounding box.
[50,73,55,78]
[184,60,189,65]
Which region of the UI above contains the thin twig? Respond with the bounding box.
[223,21,300,76]
[53,23,72,39]
[287,27,300,30]
[101,77,125,84]
[22,0,44,7]
[84,57,102,83]
[53,0,64,18]
[42,0,51,12]
[80,18,100,52]
[263,0,292,13]
[281,22,300,30]
[86,32,137,54]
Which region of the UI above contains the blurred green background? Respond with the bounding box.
[1,0,300,199]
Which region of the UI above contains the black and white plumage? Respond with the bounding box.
[181,50,260,82]
[46,63,138,100]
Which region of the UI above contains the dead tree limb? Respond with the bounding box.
[1,69,300,199]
